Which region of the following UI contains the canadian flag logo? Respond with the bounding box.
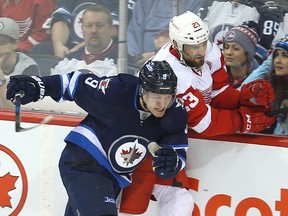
[0,145,28,216]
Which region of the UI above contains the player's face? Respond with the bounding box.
[273,49,288,76]
[181,41,207,68]
[82,11,113,53]
[223,42,248,68]
[143,92,174,117]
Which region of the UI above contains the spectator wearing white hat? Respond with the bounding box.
[0,17,40,109]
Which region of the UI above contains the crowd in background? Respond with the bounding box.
[0,0,288,136]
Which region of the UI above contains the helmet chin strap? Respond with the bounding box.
[139,95,150,112]
[178,50,188,67]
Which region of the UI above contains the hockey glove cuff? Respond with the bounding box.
[237,106,275,133]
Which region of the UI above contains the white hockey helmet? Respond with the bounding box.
[169,11,210,51]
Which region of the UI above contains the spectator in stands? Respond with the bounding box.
[248,1,284,51]
[133,29,171,67]
[223,23,260,89]
[0,17,40,109]
[32,0,135,58]
[51,4,118,77]
[201,0,284,66]
[127,0,202,66]
[154,29,170,52]
[0,0,55,53]
[241,35,288,135]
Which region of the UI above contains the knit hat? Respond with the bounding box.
[0,17,20,40]
[273,34,288,58]
[224,24,259,63]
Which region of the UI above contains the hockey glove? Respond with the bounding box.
[6,75,45,105]
[238,106,275,133]
[152,146,182,180]
[239,79,275,106]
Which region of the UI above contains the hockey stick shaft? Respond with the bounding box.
[14,92,53,132]
[15,94,22,132]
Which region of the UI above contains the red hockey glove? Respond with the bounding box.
[239,79,275,106]
[238,106,275,133]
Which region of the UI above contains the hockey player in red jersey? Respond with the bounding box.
[120,11,276,216]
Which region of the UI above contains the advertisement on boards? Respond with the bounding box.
[0,111,288,216]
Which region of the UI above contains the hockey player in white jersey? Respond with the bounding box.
[120,11,276,216]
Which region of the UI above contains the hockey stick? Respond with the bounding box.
[265,107,288,117]
[14,93,53,132]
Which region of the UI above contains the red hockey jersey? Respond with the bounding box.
[0,0,55,52]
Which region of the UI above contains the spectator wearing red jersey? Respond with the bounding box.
[0,0,55,53]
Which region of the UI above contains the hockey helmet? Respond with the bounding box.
[139,60,177,96]
[169,11,210,51]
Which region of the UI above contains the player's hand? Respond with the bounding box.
[53,44,70,58]
[238,106,275,133]
[152,146,182,180]
[6,75,45,104]
[239,79,275,106]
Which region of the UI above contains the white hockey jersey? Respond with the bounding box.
[152,42,243,136]
[51,58,118,77]
[204,1,259,48]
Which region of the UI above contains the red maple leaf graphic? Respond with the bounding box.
[0,172,19,208]
[121,147,142,165]
[217,39,223,46]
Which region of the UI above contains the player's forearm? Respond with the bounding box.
[191,107,242,136]
[41,74,63,99]
[51,21,70,46]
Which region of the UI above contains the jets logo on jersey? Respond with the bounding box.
[211,24,234,49]
[108,135,149,173]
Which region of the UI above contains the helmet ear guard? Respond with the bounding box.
[169,11,210,51]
